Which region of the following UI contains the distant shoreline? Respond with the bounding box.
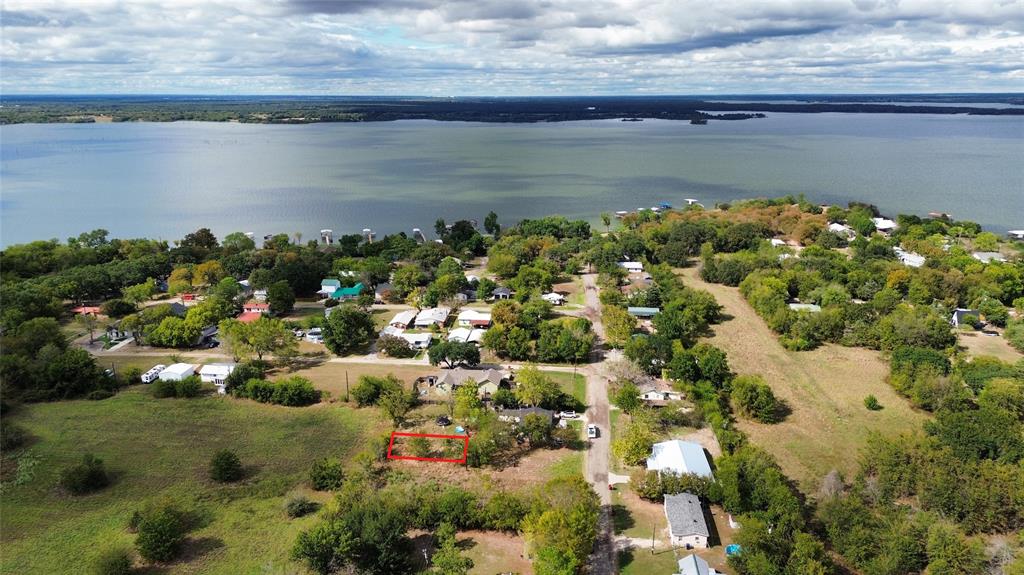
[2,95,1023,125]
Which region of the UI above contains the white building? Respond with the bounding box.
[158,363,196,382]
[415,307,451,328]
[541,292,566,305]
[894,247,926,268]
[447,327,486,344]
[305,327,324,343]
[1009,230,1024,240]
[456,309,492,328]
[647,440,713,479]
[872,217,898,233]
[199,363,237,394]
[389,309,418,329]
[769,238,787,247]
[400,332,433,349]
[827,222,855,238]
[676,553,720,575]
[788,302,822,313]
[639,383,683,404]
[972,251,1007,264]
[619,261,644,274]
[664,493,709,549]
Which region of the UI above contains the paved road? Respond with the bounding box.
[581,273,617,575]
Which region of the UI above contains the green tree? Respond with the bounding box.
[484,211,501,237]
[76,312,100,344]
[514,365,560,408]
[267,280,296,315]
[430,530,474,575]
[602,305,637,348]
[973,231,999,252]
[135,502,188,563]
[731,375,782,423]
[379,388,416,427]
[611,381,642,413]
[322,305,375,356]
[428,341,481,369]
[219,317,297,361]
[612,417,655,466]
[925,522,986,575]
[122,278,158,305]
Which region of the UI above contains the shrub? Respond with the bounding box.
[731,375,782,423]
[1005,320,1024,353]
[236,376,320,406]
[60,453,110,495]
[864,395,882,411]
[91,546,133,575]
[209,449,243,482]
[1,421,29,451]
[150,379,176,398]
[284,494,320,518]
[223,361,265,395]
[135,503,188,563]
[174,376,201,398]
[123,367,144,385]
[310,458,345,491]
[87,389,115,401]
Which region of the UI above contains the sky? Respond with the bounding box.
[1,0,1023,95]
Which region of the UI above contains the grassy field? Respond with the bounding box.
[678,267,927,493]
[287,361,430,399]
[546,370,587,407]
[1,388,379,574]
[618,548,681,574]
[958,330,1024,363]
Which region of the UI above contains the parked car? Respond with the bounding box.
[436,415,451,427]
[558,410,578,419]
[587,424,598,439]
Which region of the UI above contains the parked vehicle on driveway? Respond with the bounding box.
[558,410,578,419]
[587,424,598,439]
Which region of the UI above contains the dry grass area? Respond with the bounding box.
[958,331,1023,363]
[389,446,583,492]
[289,361,430,397]
[461,530,533,574]
[678,267,927,493]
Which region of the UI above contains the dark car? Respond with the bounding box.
[436,415,451,427]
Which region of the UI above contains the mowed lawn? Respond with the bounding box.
[1,388,379,575]
[678,267,927,493]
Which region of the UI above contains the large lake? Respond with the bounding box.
[1,113,1021,246]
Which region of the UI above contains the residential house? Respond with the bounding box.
[317,279,342,297]
[252,289,268,301]
[951,308,980,328]
[647,440,714,479]
[425,368,507,395]
[457,309,492,328]
[827,222,856,238]
[788,302,821,313]
[972,251,1007,264]
[628,307,660,319]
[415,307,451,328]
[872,217,898,234]
[199,363,236,394]
[664,493,710,549]
[72,305,102,316]
[374,283,393,303]
[237,310,263,323]
[492,287,515,300]
[639,382,683,406]
[159,363,196,382]
[1009,230,1024,240]
[400,332,432,350]
[498,406,555,424]
[329,283,365,301]
[389,310,418,330]
[243,301,270,315]
[541,292,566,305]
[894,247,926,268]
[105,323,130,341]
[447,327,486,344]
[455,289,478,303]
[675,554,720,575]
[619,261,644,274]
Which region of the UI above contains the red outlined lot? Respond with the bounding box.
[386,431,470,464]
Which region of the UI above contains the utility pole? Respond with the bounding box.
[345,370,350,402]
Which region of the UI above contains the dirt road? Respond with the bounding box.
[581,273,617,575]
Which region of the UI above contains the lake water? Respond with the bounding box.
[1,113,1021,246]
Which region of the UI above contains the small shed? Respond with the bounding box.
[159,363,196,382]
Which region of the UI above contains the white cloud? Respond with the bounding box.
[1,0,1022,93]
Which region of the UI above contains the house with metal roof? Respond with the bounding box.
[329,283,365,300]
[972,251,1007,264]
[415,306,451,327]
[628,306,660,319]
[675,553,720,575]
[457,309,492,328]
[447,327,486,344]
[664,493,709,549]
[647,440,713,479]
[388,310,418,329]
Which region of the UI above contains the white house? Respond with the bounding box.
[199,363,237,394]
[159,363,196,382]
[252,288,268,301]
[639,383,683,404]
[675,553,719,575]
[619,261,644,274]
[415,307,451,328]
[827,222,856,238]
[389,309,418,329]
[542,292,566,305]
[951,308,980,328]
[894,247,926,268]
[457,309,492,328]
[664,493,709,549]
[400,332,433,349]
[647,440,713,479]
[972,251,1007,264]
[447,327,486,344]
[872,217,898,233]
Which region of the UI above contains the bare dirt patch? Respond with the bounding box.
[958,331,1023,363]
[678,267,927,493]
